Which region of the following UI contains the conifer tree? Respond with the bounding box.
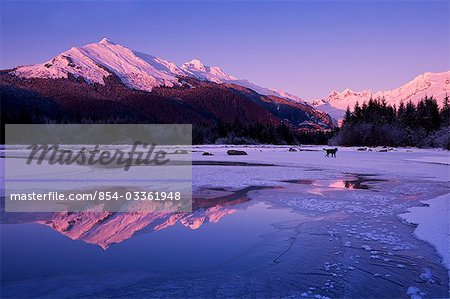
[441,94,449,127]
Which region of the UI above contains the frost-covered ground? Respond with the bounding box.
[1,145,449,298]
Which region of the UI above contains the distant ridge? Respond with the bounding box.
[312,71,450,120]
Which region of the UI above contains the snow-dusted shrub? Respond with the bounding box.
[215,135,259,145]
[426,126,450,149]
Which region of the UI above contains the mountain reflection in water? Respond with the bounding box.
[26,187,268,249]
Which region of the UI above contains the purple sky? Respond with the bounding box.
[1,1,448,100]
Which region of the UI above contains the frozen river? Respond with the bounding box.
[1,145,449,298]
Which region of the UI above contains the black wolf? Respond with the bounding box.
[323,148,338,158]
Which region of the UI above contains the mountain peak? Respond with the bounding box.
[183,59,206,71]
[99,37,115,45]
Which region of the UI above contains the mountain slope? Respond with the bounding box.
[13,38,184,91]
[13,38,308,104]
[181,59,306,102]
[3,38,334,131]
[1,70,335,131]
[312,71,450,120]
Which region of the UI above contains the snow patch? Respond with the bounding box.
[400,194,450,272]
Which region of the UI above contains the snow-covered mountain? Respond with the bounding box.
[181,59,305,102]
[3,38,335,131]
[13,38,306,103]
[10,38,449,123]
[181,58,238,83]
[14,38,185,91]
[312,71,450,120]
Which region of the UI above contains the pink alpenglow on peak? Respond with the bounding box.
[181,59,308,103]
[12,38,307,103]
[183,59,207,72]
[182,58,237,82]
[312,71,450,121]
[13,38,183,91]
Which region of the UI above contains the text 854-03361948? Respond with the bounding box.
[96,191,182,201]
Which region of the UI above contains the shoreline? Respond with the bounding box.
[399,194,450,273]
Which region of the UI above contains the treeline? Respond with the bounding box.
[331,96,449,149]
[193,120,334,145]
[0,90,333,145]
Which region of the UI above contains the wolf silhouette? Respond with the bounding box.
[323,148,338,158]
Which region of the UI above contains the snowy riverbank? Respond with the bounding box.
[400,194,450,271]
